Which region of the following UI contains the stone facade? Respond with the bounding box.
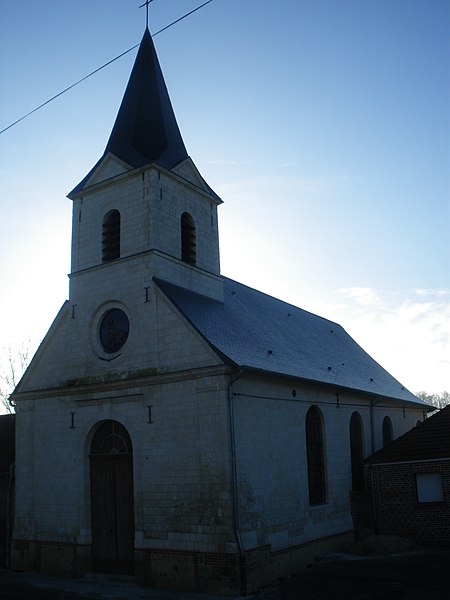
[12,356,424,592]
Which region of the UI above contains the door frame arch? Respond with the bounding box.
[89,419,135,574]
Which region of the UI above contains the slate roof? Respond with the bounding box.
[366,405,450,464]
[104,28,187,170]
[70,28,188,196]
[155,277,427,408]
[0,414,15,474]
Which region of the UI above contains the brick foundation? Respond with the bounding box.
[11,532,353,595]
[350,490,375,538]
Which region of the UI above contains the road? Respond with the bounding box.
[1,549,450,599]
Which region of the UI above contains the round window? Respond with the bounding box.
[99,308,130,354]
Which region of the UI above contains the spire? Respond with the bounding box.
[104,28,188,170]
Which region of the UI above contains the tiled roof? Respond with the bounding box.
[0,414,15,473]
[155,277,427,407]
[367,405,450,464]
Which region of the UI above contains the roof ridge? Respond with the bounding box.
[222,276,343,327]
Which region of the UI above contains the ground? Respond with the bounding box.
[1,540,450,599]
[256,548,450,599]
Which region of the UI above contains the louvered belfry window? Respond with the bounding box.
[102,210,121,262]
[181,212,196,266]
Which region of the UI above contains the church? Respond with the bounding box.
[10,27,428,595]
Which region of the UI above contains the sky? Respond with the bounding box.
[0,0,449,406]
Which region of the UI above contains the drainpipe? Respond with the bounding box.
[6,463,15,569]
[227,367,245,595]
[369,398,377,454]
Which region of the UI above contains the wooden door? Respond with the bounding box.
[90,421,134,574]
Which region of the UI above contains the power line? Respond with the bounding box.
[152,0,214,36]
[0,44,139,136]
[0,0,215,136]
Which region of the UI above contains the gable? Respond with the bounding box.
[68,153,134,197]
[14,301,70,393]
[86,153,132,186]
[172,158,222,202]
[13,281,224,396]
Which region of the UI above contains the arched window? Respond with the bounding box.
[90,420,132,455]
[102,210,121,262]
[382,416,393,447]
[181,212,196,266]
[349,412,365,491]
[306,406,326,505]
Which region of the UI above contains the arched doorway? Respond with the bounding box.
[89,420,134,574]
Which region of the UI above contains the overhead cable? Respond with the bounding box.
[0,0,215,136]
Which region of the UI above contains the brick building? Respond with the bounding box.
[0,414,15,567]
[352,405,450,547]
[10,28,428,594]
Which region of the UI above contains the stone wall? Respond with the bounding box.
[232,373,423,556]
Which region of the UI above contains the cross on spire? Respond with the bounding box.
[139,0,153,29]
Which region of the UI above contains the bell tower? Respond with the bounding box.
[68,28,223,306]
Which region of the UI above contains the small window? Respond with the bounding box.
[306,406,326,505]
[416,473,444,503]
[102,210,121,262]
[382,416,393,447]
[181,212,196,266]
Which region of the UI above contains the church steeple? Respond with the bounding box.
[68,23,222,301]
[105,28,188,170]
[70,28,189,196]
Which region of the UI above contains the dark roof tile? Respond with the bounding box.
[155,277,427,407]
[367,405,450,464]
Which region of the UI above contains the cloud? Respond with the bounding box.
[337,287,383,307]
[328,287,450,394]
[217,174,353,204]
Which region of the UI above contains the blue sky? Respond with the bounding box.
[0,0,449,400]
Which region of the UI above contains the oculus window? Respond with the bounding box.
[99,308,129,354]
